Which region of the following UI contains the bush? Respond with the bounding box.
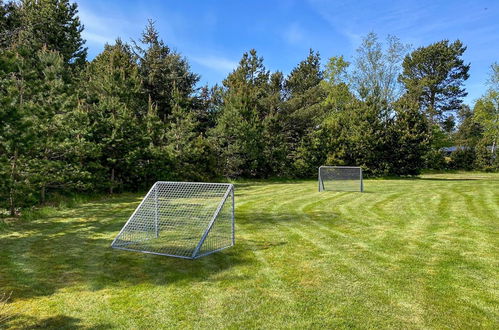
[449,148,476,170]
[475,143,499,171]
[424,149,447,170]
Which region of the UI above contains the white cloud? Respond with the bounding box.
[78,6,141,47]
[82,32,115,45]
[78,8,121,46]
[191,55,238,72]
[307,0,496,50]
[78,8,109,32]
[284,23,305,44]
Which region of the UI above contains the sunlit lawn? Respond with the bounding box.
[1,172,498,328]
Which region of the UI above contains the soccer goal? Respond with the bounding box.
[318,166,363,192]
[111,181,235,259]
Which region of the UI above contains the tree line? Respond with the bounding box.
[1,0,498,216]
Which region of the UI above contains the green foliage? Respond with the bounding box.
[389,97,431,175]
[0,0,20,48]
[448,148,476,170]
[0,5,488,215]
[135,20,199,122]
[474,140,498,171]
[80,40,148,192]
[295,96,429,177]
[455,105,483,147]
[26,48,90,202]
[283,50,327,173]
[473,63,499,170]
[350,33,409,108]
[400,40,470,124]
[322,55,352,111]
[165,86,213,180]
[211,49,270,178]
[16,0,87,69]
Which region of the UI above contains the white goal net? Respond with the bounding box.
[318,166,363,192]
[111,181,235,259]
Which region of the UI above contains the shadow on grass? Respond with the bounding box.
[0,196,252,302]
[241,238,287,250]
[0,185,384,303]
[5,313,112,329]
[368,176,482,182]
[234,180,312,192]
[416,178,482,181]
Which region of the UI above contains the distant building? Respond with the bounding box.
[441,146,469,156]
[441,146,495,156]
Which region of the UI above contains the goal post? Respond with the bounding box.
[318,166,363,192]
[111,181,235,259]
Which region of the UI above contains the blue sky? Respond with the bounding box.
[78,0,498,105]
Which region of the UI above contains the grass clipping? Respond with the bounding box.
[0,292,12,324]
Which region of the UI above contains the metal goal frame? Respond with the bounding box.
[111,181,235,259]
[318,166,363,192]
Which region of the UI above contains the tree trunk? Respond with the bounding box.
[429,91,436,124]
[492,139,497,161]
[110,167,115,194]
[9,150,18,217]
[41,186,46,204]
[9,194,15,217]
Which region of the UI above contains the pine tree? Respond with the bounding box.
[165,85,211,180]
[135,20,199,122]
[0,50,36,215]
[261,71,288,176]
[80,40,146,193]
[0,0,20,49]
[283,49,327,174]
[400,40,470,125]
[389,97,431,175]
[211,49,270,178]
[27,47,85,202]
[16,0,87,69]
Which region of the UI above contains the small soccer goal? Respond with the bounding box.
[318,166,363,192]
[111,181,235,259]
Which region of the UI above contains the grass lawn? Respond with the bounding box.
[1,173,498,329]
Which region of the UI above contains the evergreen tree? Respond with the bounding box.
[283,49,326,174]
[400,40,470,125]
[455,105,483,148]
[135,20,199,121]
[0,50,36,215]
[389,97,430,175]
[262,71,287,176]
[27,47,88,202]
[16,0,87,69]
[292,55,352,177]
[0,0,20,49]
[211,49,270,177]
[165,85,213,180]
[298,100,390,176]
[80,40,147,193]
[448,105,482,169]
[0,46,88,213]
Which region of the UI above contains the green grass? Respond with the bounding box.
[1,173,498,329]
